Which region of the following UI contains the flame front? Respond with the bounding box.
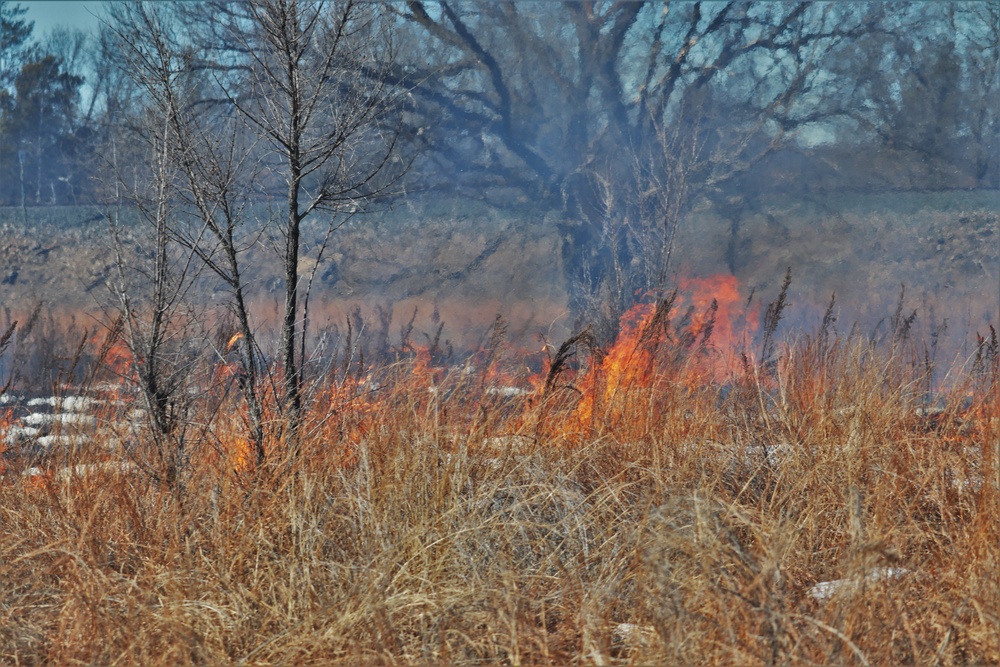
[677,273,759,353]
[570,274,759,436]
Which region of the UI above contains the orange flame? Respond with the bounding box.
[226,332,244,352]
[571,274,759,433]
[677,274,759,353]
[573,301,658,430]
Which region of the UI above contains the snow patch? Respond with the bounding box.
[809,567,910,601]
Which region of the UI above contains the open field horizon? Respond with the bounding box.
[2,2,998,663]
[1,188,997,360]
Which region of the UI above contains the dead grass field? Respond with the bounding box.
[1,192,997,664]
[1,292,997,665]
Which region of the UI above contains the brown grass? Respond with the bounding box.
[1,316,998,665]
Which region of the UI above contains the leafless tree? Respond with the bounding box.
[105,2,270,466]
[834,3,999,190]
[211,0,402,441]
[106,0,402,460]
[103,35,209,488]
[386,2,887,331]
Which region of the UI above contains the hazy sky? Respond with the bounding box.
[22,1,105,37]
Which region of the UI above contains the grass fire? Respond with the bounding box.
[2,0,999,664]
[1,270,997,665]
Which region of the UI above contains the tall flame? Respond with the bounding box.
[572,274,759,433]
[677,274,759,353]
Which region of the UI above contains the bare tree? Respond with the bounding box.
[105,2,271,466]
[107,0,401,461]
[386,2,886,331]
[213,0,401,441]
[103,46,208,488]
[835,3,999,190]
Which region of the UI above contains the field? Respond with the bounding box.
[0,191,998,664]
[0,189,996,352]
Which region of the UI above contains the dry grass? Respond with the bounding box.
[1,313,998,666]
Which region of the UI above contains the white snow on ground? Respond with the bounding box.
[26,395,103,412]
[34,434,90,449]
[487,386,531,397]
[54,461,139,481]
[21,460,139,481]
[23,412,97,427]
[612,622,657,648]
[809,567,910,601]
[5,426,41,445]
